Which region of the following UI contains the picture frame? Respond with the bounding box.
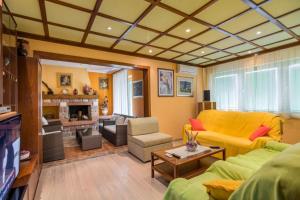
[99,78,108,89]
[176,76,193,97]
[57,73,72,87]
[133,80,143,98]
[158,68,174,97]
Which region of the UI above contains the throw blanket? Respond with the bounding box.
[230,143,300,200]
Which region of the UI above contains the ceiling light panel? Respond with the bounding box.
[210,37,243,49]
[156,51,181,59]
[171,41,200,53]
[91,16,130,37]
[99,0,150,23]
[161,0,211,15]
[114,40,143,52]
[168,20,208,39]
[252,32,292,46]
[262,0,300,18]
[219,10,268,34]
[191,29,227,44]
[277,10,300,28]
[59,0,97,10]
[150,35,183,48]
[139,6,184,32]
[174,54,197,62]
[195,0,249,25]
[124,27,159,43]
[5,0,41,19]
[137,46,163,55]
[188,57,209,64]
[46,1,90,29]
[190,47,217,56]
[14,16,44,35]
[48,25,84,42]
[238,22,281,40]
[85,34,117,48]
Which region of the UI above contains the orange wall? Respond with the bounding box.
[128,69,144,117]
[23,37,202,139]
[88,72,113,115]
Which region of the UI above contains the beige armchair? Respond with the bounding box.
[127,117,172,162]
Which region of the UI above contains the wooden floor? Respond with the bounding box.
[35,152,168,200]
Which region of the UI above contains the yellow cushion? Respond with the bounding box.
[203,179,243,200]
[197,110,282,140]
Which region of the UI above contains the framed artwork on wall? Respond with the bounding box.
[158,68,174,97]
[57,73,72,87]
[133,80,143,98]
[177,76,193,97]
[99,78,108,89]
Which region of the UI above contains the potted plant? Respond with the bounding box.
[101,96,109,115]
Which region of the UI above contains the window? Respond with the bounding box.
[289,64,300,113]
[214,74,239,110]
[244,68,278,112]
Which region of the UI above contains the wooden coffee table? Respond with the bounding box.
[151,145,225,181]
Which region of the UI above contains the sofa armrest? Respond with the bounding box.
[250,136,275,149]
[103,119,116,126]
[116,124,127,134]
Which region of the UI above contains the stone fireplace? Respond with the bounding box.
[43,94,99,137]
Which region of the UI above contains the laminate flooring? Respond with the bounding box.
[35,152,168,200]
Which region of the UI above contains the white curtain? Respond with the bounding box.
[113,70,129,115]
[206,45,300,117]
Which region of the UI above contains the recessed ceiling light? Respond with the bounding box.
[107,26,112,30]
[201,51,205,54]
[256,31,261,35]
[248,50,252,54]
[148,49,153,53]
[185,28,191,33]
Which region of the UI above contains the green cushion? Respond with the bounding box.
[230,143,300,200]
[164,141,286,200]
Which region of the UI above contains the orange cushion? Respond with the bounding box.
[189,118,206,131]
[249,125,271,141]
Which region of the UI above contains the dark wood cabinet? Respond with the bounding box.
[1,2,17,109]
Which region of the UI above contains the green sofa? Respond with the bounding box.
[164,141,290,200]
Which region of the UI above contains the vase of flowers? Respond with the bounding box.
[101,96,109,116]
[185,130,199,152]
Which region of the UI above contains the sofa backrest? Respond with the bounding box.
[197,110,282,140]
[127,117,159,136]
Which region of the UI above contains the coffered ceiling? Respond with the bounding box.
[3,0,300,67]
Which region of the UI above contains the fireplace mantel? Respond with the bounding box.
[43,94,98,99]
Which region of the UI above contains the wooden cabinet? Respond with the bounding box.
[197,101,216,114]
[1,2,17,109]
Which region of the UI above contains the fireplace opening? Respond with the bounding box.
[69,105,91,121]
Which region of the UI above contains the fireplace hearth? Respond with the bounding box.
[69,105,91,121]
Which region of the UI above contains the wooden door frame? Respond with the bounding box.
[33,50,151,117]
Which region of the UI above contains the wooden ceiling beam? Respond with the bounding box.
[110,0,161,49]
[81,0,103,43]
[242,0,300,41]
[39,0,49,37]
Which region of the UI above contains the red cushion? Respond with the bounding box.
[249,125,271,141]
[189,118,206,131]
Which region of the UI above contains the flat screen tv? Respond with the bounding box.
[0,114,21,200]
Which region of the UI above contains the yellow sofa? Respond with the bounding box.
[183,110,282,158]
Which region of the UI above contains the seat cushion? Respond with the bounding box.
[130,132,172,147]
[104,125,116,134]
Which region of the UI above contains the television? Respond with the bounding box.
[0,114,21,200]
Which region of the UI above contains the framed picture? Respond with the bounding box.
[99,78,108,89]
[57,73,72,87]
[133,80,143,98]
[177,76,193,97]
[158,68,174,97]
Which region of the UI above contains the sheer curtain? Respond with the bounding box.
[206,45,300,117]
[113,70,129,115]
